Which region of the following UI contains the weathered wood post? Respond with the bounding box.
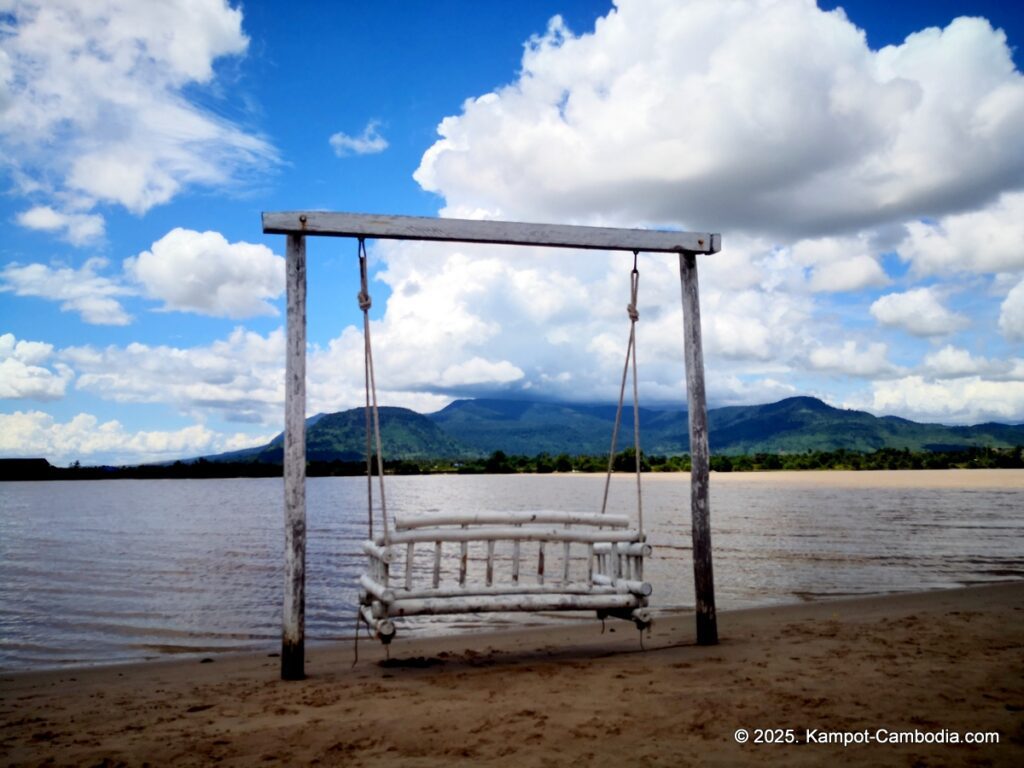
[282,232,307,680]
[679,251,718,645]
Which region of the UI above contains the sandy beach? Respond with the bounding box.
[2,582,1022,766]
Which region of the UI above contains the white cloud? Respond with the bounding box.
[64,327,286,424]
[999,278,1024,341]
[0,410,262,465]
[0,257,132,324]
[56,323,457,425]
[0,333,73,399]
[0,0,275,224]
[809,341,897,377]
[414,2,1024,238]
[706,374,799,407]
[439,357,524,387]
[124,228,284,318]
[329,120,389,156]
[867,376,1024,425]
[870,287,967,337]
[774,234,889,292]
[16,205,105,245]
[922,345,994,377]
[809,255,889,293]
[898,192,1024,276]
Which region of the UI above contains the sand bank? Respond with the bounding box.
[641,468,1024,489]
[2,583,1022,766]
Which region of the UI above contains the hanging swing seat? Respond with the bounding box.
[353,241,651,645]
[359,510,651,644]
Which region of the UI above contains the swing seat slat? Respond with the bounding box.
[359,511,651,643]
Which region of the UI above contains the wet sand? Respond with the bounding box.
[2,583,1022,766]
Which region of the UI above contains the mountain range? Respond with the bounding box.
[204,396,1024,463]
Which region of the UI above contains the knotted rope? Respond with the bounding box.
[600,251,644,536]
[358,238,389,542]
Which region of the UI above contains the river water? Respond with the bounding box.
[1,473,1022,669]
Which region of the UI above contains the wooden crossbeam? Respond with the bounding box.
[263,211,720,254]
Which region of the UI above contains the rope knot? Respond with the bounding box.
[627,303,639,322]
[358,291,372,312]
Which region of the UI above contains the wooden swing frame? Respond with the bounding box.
[262,211,721,680]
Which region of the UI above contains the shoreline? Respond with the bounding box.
[3,583,1022,765]
[6,467,1024,487]
[629,467,1024,488]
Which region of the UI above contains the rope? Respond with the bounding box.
[359,241,374,540]
[358,239,389,542]
[600,252,644,536]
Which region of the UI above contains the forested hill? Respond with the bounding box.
[430,396,1024,455]
[248,407,468,462]
[203,396,1024,463]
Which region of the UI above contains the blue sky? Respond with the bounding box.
[2,0,1023,465]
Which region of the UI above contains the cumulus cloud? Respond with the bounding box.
[1,0,276,227]
[808,255,888,292]
[329,120,389,156]
[58,323,459,425]
[866,376,1024,425]
[898,192,1024,276]
[16,205,105,245]
[439,357,524,388]
[124,228,284,318]
[997,278,1024,342]
[414,1,1024,238]
[809,341,897,377]
[64,327,286,424]
[0,333,73,399]
[356,0,1024,424]
[870,287,967,337]
[0,257,132,324]
[922,345,994,378]
[301,238,823,411]
[0,410,266,465]
[775,234,889,292]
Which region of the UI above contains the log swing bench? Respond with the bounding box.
[262,212,721,680]
[357,245,652,645]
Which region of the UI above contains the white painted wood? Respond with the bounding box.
[361,540,393,564]
[263,211,720,254]
[593,542,652,557]
[282,233,306,681]
[359,605,395,639]
[394,511,630,529]
[379,582,636,601]
[386,526,641,545]
[387,592,644,617]
[591,574,653,596]
[358,573,395,605]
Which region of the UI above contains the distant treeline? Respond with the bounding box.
[3,446,1022,481]
[393,446,1024,474]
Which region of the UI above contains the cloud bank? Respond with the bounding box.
[0,0,276,236]
[414,0,1024,237]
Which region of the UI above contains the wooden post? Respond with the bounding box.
[282,233,307,680]
[679,251,718,646]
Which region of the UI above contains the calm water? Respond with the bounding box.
[1,474,1022,670]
